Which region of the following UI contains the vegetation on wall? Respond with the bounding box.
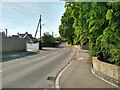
[59,2,120,65]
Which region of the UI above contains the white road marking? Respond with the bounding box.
[55,60,74,89]
[3,48,65,71]
[77,57,83,60]
[55,47,79,89]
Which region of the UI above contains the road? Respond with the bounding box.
[2,43,77,88]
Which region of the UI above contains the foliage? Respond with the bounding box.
[55,36,65,43]
[59,2,120,65]
[42,32,55,42]
[59,3,75,45]
[96,2,120,65]
[41,32,58,47]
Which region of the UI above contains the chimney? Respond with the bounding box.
[25,32,28,35]
[17,32,19,35]
[5,29,7,37]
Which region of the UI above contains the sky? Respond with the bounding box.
[0,2,65,38]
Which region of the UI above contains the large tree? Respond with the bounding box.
[59,2,120,65]
[59,3,75,45]
[96,2,120,65]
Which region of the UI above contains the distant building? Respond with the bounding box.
[12,32,38,43]
[12,34,19,38]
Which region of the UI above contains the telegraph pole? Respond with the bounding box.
[39,15,42,50]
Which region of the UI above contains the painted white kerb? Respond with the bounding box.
[55,60,74,89]
[55,47,79,89]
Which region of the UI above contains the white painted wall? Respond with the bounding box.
[26,42,39,51]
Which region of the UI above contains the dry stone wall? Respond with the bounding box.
[92,57,120,86]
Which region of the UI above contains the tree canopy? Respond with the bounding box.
[59,2,120,65]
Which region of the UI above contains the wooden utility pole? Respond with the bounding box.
[39,15,42,50]
[34,20,40,38]
[34,15,42,50]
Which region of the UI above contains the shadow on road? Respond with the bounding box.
[2,51,39,62]
[41,48,52,51]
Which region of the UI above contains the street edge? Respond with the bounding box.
[2,51,37,61]
[91,67,119,88]
[55,60,74,89]
[54,47,79,89]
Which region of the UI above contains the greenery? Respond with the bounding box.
[55,36,65,43]
[41,32,62,47]
[59,3,75,45]
[59,2,120,65]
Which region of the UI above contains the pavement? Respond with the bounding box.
[59,49,118,88]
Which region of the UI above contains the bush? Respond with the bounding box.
[40,32,59,47]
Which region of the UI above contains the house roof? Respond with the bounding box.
[12,35,19,37]
[23,34,33,39]
[12,32,37,42]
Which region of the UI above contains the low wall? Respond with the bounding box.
[73,43,89,50]
[73,45,81,50]
[1,37,27,53]
[80,42,89,50]
[92,57,120,86]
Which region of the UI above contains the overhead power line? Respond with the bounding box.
[41,18,53,33]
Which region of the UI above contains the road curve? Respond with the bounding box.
[2,45,77,88]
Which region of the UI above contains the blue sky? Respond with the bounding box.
[0,2,65,38]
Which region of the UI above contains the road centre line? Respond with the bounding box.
[3,49,65,70]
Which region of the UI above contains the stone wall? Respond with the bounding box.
[80,42,89,50]
[92,57,120,86]
[73,45,81,50]
[1,37,27,53]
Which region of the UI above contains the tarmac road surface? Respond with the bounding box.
[2,43,77,88]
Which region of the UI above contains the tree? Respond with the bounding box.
[59,2,75,45]
[55,36,65,43]
[59,2,120,65]
[41,32,58,47]
[96,2,120,65]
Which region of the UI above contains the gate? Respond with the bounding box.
[26,42,39,51]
